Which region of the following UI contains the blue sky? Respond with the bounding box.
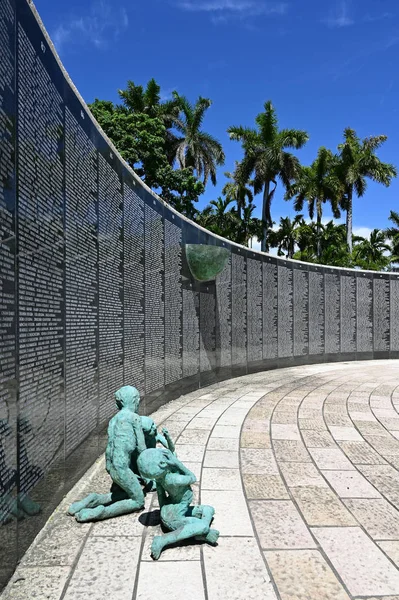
[35,0,399,240]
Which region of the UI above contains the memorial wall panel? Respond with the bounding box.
[341,273,356,353]
[293,264,309,357]
[263,257,278,360]
[65,105,98,454]
[98,152,123,421]
[123,176,145,395]
[17,21,65,491]
[309,266,325,356]
[278,262,294,358]
[0,0,17,586]
[164,211,182,386]
[247,254,263,364]
[181,222,199,385]
[199,231,217,385]
[356,273,373,353]
[231,249,247,368]
[144,197,165,395]
[215,250,232,371]
[200,282,216,373]
[391,277,399,352]
[374,275,390,353]
[325,271,340,354]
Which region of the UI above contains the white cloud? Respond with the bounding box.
[352,226,373,239]
[323,0,354,28]
[363,12,393,23]
[52,1,129,53]
[176,0,288,22]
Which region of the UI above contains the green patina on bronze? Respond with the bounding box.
[68,386,146,522]
[185,244,230,281]
[138,447,219,560]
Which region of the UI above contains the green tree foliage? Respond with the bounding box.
[228,100,308,251]
[89,80,206,217]
[222,162,254,219]
[335,128,397,252]
[168,93,225,185]
[385,210,399,260]
[285,147,341,258]
[352,229,391,271]
[90,83,398,272]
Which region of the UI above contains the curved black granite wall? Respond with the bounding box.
[1,0,399,588]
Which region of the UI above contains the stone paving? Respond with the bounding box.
[3,360,399,600]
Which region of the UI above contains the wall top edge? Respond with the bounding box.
[25,0,397,278]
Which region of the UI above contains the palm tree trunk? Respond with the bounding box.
[261,180,270,252]
[316,198,322,260]
[346,187,353,253]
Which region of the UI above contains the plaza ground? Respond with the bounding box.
[3,360,399,600]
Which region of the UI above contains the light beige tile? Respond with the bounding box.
[207,437,239,451]
[322,470,382,498]
[378,541,399,567]
[204,537,277,600]
[271,424,301,440]
[313,526,399,596]
[186,417,216,430]
[243,474,289,500]
[136,560,205,600]
[338,441,387,465]
[174,444,205,462]
[273,440,311,463]
[292,486,356,527]
[212,425,241,438]
[63,537,141,600]
[201,490,253,536]
[265,549,350,600]
[201,468,242,491]
[242,419,269,433]
[3,567,70,600]
[329,427,363,441]
[302,430,336,448]
[240,431,271,448]
[280,462,328,488]
[203,450,239,468]
[240,448,279,475]
[177,429,211,444]
[308,448,355,470]
[249,500,316,549]
[344,498,399,540]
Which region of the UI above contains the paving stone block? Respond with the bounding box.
[265,549,350,600]
[313,526,399,597]
[249,500,316,549]
[243,474,290,500]
[204,537,277,600]
[137,561,205,600]
[292,486,356,526]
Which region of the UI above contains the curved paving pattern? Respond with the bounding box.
[3,360,399,600]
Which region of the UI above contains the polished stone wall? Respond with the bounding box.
[1,0,399,589]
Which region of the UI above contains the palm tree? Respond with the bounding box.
[385,210,399,258]
[272,215,304,259]
[118,78,179,123]
[197,197,238,239]
[352,228,391,270]
[228,100,309,251]
[238,203,262,247]
[293,221,317,262]
[169,93,225,185]
[285,147,341,258]
[222,162,254,219]
[335,128,397,252]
